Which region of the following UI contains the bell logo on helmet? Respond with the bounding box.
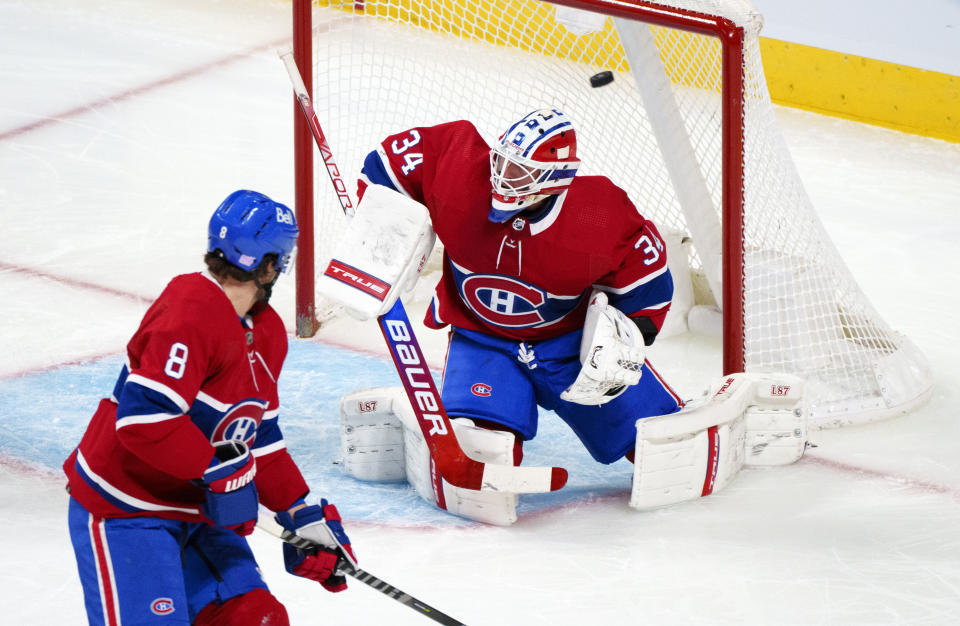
[276,207,295,225]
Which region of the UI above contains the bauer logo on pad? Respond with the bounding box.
[324,259,391,300]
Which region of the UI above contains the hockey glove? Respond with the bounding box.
[561,291,646,406]
[196,440,258,536]
[275,499,356,592]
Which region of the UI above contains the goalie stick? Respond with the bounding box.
[256,511,467,626]
[281,48,354,218]
[279,49,568,494]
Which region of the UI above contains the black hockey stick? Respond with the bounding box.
[257,512,467,625]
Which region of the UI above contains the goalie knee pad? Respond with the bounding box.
[339,387,519,525]
[630,373,806,510]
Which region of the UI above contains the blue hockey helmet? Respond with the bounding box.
[208,190,299,274]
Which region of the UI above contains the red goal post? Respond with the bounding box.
[290,0,932,428]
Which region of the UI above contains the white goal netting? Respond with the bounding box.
[302,0,932,427]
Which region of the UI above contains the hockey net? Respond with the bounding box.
[291,0,932,428]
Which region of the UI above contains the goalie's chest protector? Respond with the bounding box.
[411,124,644,341]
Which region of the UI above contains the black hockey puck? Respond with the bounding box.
[589,71,614,88]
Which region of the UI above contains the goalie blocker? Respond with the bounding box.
[317,183,436,321]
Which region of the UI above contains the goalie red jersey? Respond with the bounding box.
[358,119,673,342]
[63,272,308,522]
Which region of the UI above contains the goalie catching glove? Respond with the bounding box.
[275,498,356,592]
[561,291,647,405]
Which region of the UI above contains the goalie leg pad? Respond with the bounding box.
[340,387,407,482]
[341,386,521,524]
[395,403,518,526]
[630,373,806,510]
[744,374,807,466]
[631,415,746,510]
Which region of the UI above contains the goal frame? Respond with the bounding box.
[291,0,748,374]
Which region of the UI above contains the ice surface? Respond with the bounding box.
[2,1,959,624]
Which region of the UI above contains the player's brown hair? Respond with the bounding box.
[204,251,279,283]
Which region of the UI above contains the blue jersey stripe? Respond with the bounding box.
[361,149,401,191]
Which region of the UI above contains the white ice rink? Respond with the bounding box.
[2,1,960,624]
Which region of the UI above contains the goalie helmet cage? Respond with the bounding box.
[290,0,933,428]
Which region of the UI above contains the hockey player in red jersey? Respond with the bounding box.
[65,191,355,625]
[340,108,684,524]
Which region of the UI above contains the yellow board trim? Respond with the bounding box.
[760,38,958,143]
[309,1,959,143]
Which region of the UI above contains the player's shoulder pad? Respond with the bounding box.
[566,176,646,226]
[569,175,635,207]
[432,118,482,137]
[422,119,487,154]
[162,273,235,319]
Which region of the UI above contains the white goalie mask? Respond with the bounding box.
[489,108,581,222]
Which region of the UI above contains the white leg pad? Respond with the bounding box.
[745,377,807,466]
[340,387,407,482]
[631,413,746,510]
[630,373,806,510]
[342,386,519,525]
[394,401,518,526]
[446,419,518,526]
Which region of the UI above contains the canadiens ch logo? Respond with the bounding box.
[211,399,265,446]
[461,275,546,327]
[471,383,492,397]
[150,598,175,616]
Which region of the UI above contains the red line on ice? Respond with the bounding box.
[803,454,960,502]
[0,37,287,142]
[0,260,153,303]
